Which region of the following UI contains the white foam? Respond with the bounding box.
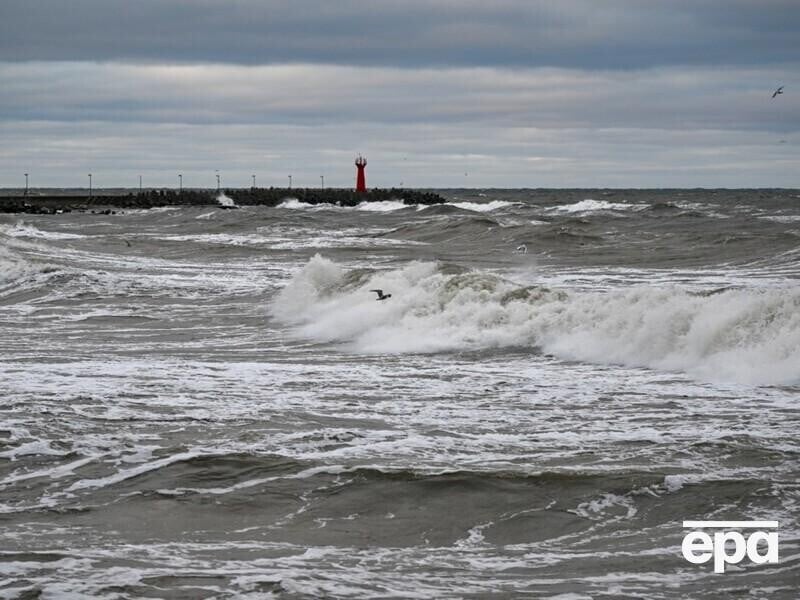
[66,450,205,492]
[1,222,84,240]
[216,193,237,208]
[277,198,319,209]
[450,200,519,212]
[156,233,268,246]
[0,246,41,288]
[663,474,704,493]
[0,440,66,460]
[267,235,424,250]
[0,456,97,488]
[551,199,642,213]
[272,256,800,385]
[571,493,637,520]
[355,200,409,212]
[155,226,418,249]
[277,199,410,212]
[121,206,180,215]
[760,215,800,223]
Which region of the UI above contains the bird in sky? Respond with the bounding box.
[370,289,392,301]
[772,86,784,98]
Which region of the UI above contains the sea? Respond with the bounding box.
[1,189,798,599]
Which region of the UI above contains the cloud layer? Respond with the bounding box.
[3,0,799,69]
[0,1,797,187]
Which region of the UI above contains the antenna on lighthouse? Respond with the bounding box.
[355,155,367,193]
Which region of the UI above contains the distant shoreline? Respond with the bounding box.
[0,188,446,214]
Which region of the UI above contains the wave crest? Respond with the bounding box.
[1,221,84,240]
[272,256,800,385]
[449,200,520,212]
[552,199,644,213]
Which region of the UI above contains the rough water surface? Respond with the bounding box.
[1,189,798,598]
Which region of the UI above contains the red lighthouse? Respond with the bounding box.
[355,155,367,192]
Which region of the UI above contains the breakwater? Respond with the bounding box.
[0,188,444,214]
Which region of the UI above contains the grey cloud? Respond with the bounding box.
[1,2,797,189]
[1,62,797,133]
[1,0,798,69]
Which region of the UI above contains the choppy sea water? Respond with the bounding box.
[1,189,799,599]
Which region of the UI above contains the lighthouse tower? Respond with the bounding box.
[355,155,367,192]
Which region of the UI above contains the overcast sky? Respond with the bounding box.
[1,0,798,188]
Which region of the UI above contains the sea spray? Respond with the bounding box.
[273,255,800,385]
[216,193,237,208]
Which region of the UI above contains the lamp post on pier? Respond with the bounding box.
[178,174,182,193]
[88,174,92,199]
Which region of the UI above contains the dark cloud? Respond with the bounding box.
[1,1,797,187]
[1,0,798,69]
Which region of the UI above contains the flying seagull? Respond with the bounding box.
[772,86,784,98]
[370,289,392,301]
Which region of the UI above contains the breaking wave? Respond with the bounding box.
[276,199,411,212]
[448,200,520,212]
[272,255,800,385]
[216,193,237,208]
[552,199,645,213]
[0,244,62,301]
[354,200,409,212]
[276,198,317,209]
[0,221,84,240]
[0,246,37,288]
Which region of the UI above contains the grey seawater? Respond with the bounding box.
[0,190,798,599]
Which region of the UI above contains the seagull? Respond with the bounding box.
[370,289,392,301]
[772,86,784,98]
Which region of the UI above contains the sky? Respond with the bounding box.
[0,0,798,189]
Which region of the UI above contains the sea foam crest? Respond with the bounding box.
[216,193,237,208]
[0,244,55,293]
[552,199,643,213]
[0,247,31,287]
[0,221,84,240]
[449,200,519,212]
[355,200,409,212]
[277,198,317,209]
[276,199,411,211]
[272,255,800,385]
